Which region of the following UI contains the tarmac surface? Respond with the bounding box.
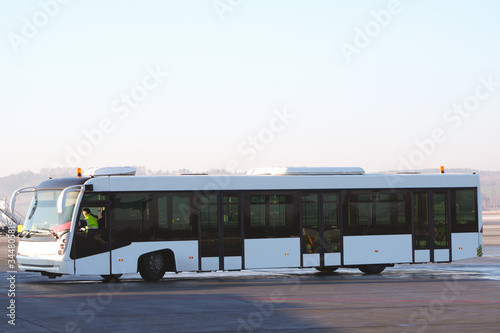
[1,215,500,333]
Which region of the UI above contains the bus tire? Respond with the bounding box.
[358,264,386,274]
[101,274,122,281]
[315,266,339,273]
[139,252,167,281]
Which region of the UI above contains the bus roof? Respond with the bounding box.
[30,167,480,192]
[83,171,479,192]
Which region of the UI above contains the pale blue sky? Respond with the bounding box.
[1,0,499,177]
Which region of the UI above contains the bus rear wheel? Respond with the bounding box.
[139,252,167,281]
[101,274,122,281]
[315,266,339,273]
[358,264,386,274]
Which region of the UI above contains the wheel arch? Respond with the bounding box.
[137,248,176,273]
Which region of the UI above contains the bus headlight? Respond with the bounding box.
[58,233,69,256]
[58,243,65,255]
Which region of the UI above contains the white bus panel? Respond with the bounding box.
[109,240,199,274]
[434,249,450,262]
[343,235,413,265]
[76,252,110,275]
[245,238,300,269]
[224,256,242,270]
[202,257,219,271]
[303,253,320,267]
[201,257,242,271]
[451,233,479,261]
[325,252,341,266]
[414,250,430,263]
[168,241,199,271]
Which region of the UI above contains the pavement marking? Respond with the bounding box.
[11,293,500,304]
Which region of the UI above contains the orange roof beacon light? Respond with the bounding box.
[440,166,445,174]
[77,168,82,178]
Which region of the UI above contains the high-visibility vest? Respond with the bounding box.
[85,214,99,228]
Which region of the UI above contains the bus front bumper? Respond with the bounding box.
[17,255,72,275]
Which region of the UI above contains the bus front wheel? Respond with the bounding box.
[139,252,167,281]
[358,264,386,274]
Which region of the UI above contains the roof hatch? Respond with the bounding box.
[246,167,365,176]
[83,167,136,177]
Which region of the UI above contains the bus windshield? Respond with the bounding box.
[21,190,79,238]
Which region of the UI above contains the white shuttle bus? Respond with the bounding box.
[11,167,482,281]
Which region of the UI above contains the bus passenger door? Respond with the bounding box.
[199,194,242,271]
[431,192,451,262]
[221,194,242,270]
[72,205,112,276]
[413,191,451,263]
[301,193,341,268]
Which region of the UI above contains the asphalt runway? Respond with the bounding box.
[1,216,500,333]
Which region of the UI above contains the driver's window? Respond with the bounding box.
[72,205,109,259]
[78,206,106,232]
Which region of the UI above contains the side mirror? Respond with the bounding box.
[10,187,36,214]
[57,185,84,214]
[57,192,66,214]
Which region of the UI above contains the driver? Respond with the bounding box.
[82,208,99,233]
